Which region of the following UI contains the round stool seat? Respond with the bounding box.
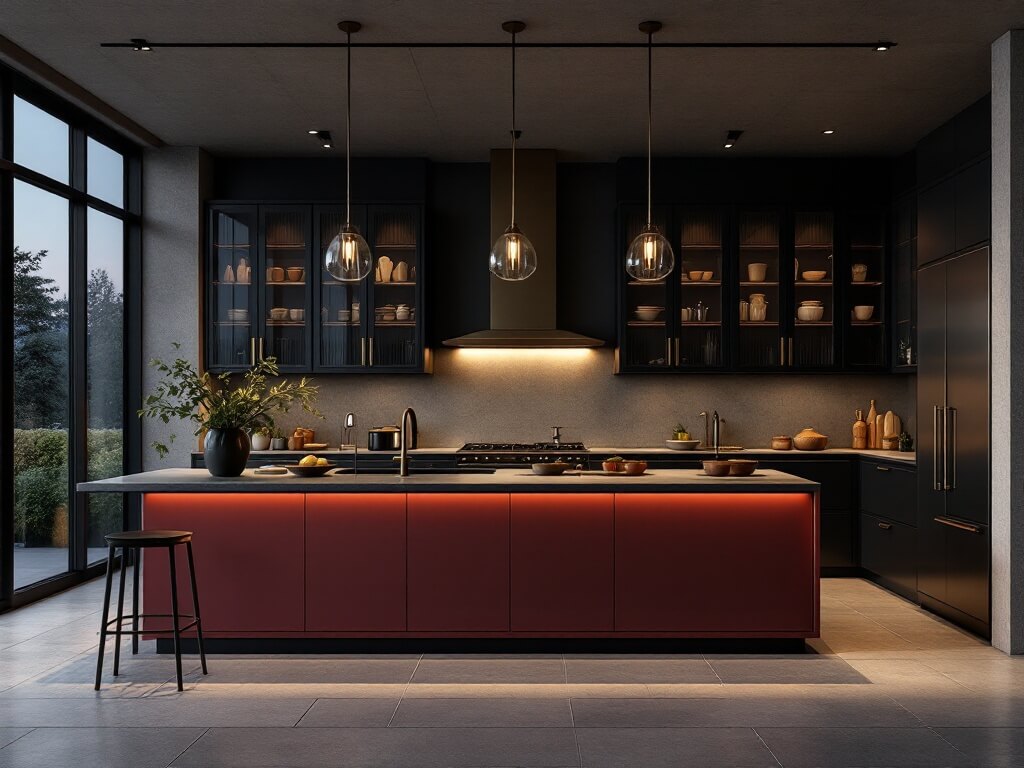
[105,530,193,547]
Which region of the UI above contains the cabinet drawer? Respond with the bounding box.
[860,513,917,598]
[859,460,917,526]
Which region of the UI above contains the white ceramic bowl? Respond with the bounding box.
[853,305,874,321]
[289,308,304,321]
[797,305,825,322]
[635,307,663,321]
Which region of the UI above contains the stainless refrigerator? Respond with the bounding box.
[917,245,990,636]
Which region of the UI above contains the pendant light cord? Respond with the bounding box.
[345,29,352,227]
[510,29,517,227]
[646,30,653,227]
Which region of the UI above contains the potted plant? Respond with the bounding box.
[673,423,691,440]
[140,345,321,476]
[270,427,288,451]
[251,425,273,451]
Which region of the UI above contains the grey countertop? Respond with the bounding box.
[78,467,819,494]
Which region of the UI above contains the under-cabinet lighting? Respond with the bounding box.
[822,129,835,135]
[130,38,152,51]
[874,42,891,51]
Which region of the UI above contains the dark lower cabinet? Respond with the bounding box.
[918,516,990,634]
[860,460,916,527]
[860,513,917,600]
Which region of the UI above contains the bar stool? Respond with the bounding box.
[94,530,208,691]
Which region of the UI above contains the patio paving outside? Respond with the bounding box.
[13,548,108,591]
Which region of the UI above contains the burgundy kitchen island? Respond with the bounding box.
[79,469,820,646]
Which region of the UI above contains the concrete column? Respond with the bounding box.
[991,30,1024,654]
[141,147,212,470]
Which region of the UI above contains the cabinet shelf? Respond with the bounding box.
[375,321,416,327]
[266,243,306,250]
[681,321,722,327]
[375,243,417,249]
[375,281,416,287]
[681,280,722,287]
[739,244,779,250]
[851,244,885,250]
[794,321,834,327]
[214,321,251,326]
[851,281,884,287]
[266,321,306,327]
[794,243,833,250]
[794,281,833,287]
[679,243,722,250]
[739,321,779,327]
[627,321,666,327]
[628,280,665,286]
[214,243,251,249]
[212,281,252,287]
[850,321,884,327]
[740,281,779,287]
[323,321,360,327]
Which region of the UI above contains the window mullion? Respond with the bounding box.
[68,196,88,573]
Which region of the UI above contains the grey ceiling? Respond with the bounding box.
[2,1,1021,160]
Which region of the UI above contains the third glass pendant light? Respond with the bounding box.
[625,21,675,282]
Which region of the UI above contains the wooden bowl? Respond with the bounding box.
[622,461,648,476]
[702,460,732,477]
[801,270,828,282]
[601,460,625,472]
[283,463,336,477]
[532,462,571,476]
[770,436,793,450]
[793,429,829,451]
[728,459,758,476]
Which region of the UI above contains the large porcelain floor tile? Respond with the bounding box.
[920,658,1024,693]
[403,683,572,699]
[146,681,410,699]
[757,726,971,767]
[171,656,420,685]
[705,656,868,684]
[412,656,565,685]
[390,698,573,727]
[840,659,973,693]
[564,655,719,684]
[888,695,1024,727]
[936,727,1024,767]
[0,696,316,727]
[0,726,205,768]
[576,727,776,768]
[571,691,919,727]
[296,698,400,727]
[0,729,31,750]
[171,726,580,767]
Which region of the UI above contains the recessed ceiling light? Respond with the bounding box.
[310,129,333,148]
[724,129,743,149]
[130,38,152,51]
[308,130,319,135]
[874,42,891,52]
[322,143,332,149]
[823,129,835,135]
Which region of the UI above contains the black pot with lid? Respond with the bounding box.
[368,426,400,451]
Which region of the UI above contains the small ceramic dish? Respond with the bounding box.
[802,270,828,282]
[853,305,874,321]
[688,270,704,281]
[701,271,714,281]
[601,460,625,472]
[622,460,648,476]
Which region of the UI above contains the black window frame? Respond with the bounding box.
[0,62,143,611]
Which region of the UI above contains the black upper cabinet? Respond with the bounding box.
[207,202,428,375]
[917,180,956,266]
[954,160,990,252]
[617,205,888,373]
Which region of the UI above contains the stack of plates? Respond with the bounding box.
[635,305,664,321]
[227,308,249,322]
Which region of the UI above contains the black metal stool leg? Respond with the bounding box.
[185,542,208,675]
[94,545,116,690]
[132,548,140,655]
[168,544,184,691]
[112,546,128,676]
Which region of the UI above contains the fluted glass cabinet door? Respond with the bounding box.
[676,207,725,368]
[620,206,672,370]
[736,209,784,369]
[316,205,367,370]
[209,206,258,371]
[260,206,312,371]
[791,210,836,369]
[368,205,423,370]
[845,211,888,369]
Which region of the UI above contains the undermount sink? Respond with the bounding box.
[333,467,497,475]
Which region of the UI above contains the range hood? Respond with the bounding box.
[443,149,603,349]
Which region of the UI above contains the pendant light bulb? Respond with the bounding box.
[626,21,674,282]
[326,20,372,281]
[491,21,537,282]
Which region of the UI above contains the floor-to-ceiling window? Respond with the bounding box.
[1,65,141,610]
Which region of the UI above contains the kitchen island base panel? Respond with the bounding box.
[138,484,819,641]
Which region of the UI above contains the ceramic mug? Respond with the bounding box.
[851,263,868,282]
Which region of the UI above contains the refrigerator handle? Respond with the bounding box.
[932,405,943,492]
[946,406,957,491]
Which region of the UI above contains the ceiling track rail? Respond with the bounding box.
[100,41,896,50]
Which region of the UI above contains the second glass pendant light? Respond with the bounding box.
[490,21,538,282]
[625,21,674,282]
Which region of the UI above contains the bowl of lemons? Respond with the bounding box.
[284,455,337,477]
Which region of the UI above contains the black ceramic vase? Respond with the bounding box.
[204,428,250,477]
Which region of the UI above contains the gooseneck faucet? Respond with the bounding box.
[698,411,710,449]
[342,412,358,474]
[712,410,721,459]
[399,407,417,477]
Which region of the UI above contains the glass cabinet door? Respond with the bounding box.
[845,211,887,368]
[737,210,783,368]
[620,206,672,370]
[209,206,257,371]
[677,207,725,368]
[260,207,311,371]
[792,211,835,368]
[316,206,367,369]
[368,206,422,369]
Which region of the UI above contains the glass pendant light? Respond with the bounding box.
[490,21,538,282]
[325,20,373,282]
[626,21,675,282]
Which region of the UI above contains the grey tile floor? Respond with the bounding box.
[0,573,1021,767]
